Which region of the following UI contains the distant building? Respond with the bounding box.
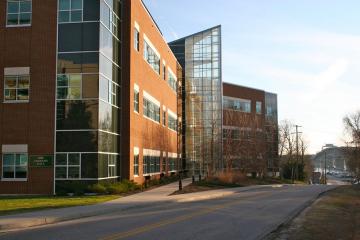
[222,83,279,175]
[313,145,349,172]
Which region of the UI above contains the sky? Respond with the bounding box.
[143,0,360,154]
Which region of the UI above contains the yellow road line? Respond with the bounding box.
[101,192,272,240]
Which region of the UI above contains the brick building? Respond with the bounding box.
[0,0,181,194]
[222,82,278,176]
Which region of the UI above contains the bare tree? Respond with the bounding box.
[343,111,360,181]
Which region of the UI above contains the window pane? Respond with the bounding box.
[56,100,99,130]
[71,0,82,10]
[71,10,82,22]
[4,89,16,101]
[19,13,31,25]
[17,89,29,100]
[68,153,80,165]
[68,167,80,178]
[7,13,19,25]
[56,154,67,165]
[5,77,17,88]
[20,1,31,12]
[59,11,70,23]
[3,154,15,166]
[56,131,98,152]
[56,167,67,178]
[15,166,27,178]
[57,88,68,99]
[82,74,98,99]
[59,0,70,10]
[3,166,15,178]
[15,154,28,166]
[57,75,69,87]
[69,74,81,87]
[68,87,81,99]
[7,2,19,13]
[81,153,98,178]
[18,76,30,88]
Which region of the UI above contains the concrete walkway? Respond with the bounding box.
[0,180,296,232]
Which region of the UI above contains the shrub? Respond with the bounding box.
[214,171,246,184]
[106,182,129,194]
[88,184,107,194]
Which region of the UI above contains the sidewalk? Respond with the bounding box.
[0,180,284,232]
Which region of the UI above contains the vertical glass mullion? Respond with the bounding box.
[66,153,69,179]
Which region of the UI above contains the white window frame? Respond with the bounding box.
[143,34,161,75]
[55,153,81,180]
[1,153,28,182]
[4,67,31,103]
[58,0,84,24]
[6,0,32,27]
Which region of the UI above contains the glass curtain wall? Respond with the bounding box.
[170,26,223,177]
[56,0,122,183]
[265,92,278,171]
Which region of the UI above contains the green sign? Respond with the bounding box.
[30,155,53,168]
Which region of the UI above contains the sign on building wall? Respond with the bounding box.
[29,155,53,168]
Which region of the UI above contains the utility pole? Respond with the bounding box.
[292,125,302,182]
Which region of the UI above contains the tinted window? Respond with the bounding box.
[81,153,98,178]
[83,0,99,21]
[98,132,118,153]
[58,52,99,74]
[56,131,98,152]
[57,100,99,130]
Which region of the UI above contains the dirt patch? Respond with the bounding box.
[273,185,360,240]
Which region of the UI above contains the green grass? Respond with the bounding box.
[0,195,119,216]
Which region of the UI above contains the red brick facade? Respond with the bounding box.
[0,0,57,194]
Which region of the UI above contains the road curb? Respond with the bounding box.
[259,186,338,240]
[0,200,173,233]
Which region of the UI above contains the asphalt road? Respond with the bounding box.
[0,185,334,240]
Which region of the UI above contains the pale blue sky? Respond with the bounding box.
[143,0,360,154]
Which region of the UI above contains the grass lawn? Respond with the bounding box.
[275,185,360,240]
[0,195,119,216]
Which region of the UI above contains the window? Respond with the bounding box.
[108,155,116,177]
[168,114,177,132]
[4,67,30,102]
[256,101,262,114]
[4,74,30,102]
[162,158,166,172]
[169,158,176,172]
[6,0,32,26]
[57,74,81,100]
[168,69,177,92]
[100,1,119,36]
[58,0,83,23]
[99,76,118,106]
[134,89,139,113]
[2,153,28,180]
[162,110,166,126]
[55,153,80,179]
[223,97,251,113]
[144,39,160,74]
[143,155,160,175]
[134,153,139,176]
[134,28,139,51]
[143,95,160,123]
[163,65,166,80]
